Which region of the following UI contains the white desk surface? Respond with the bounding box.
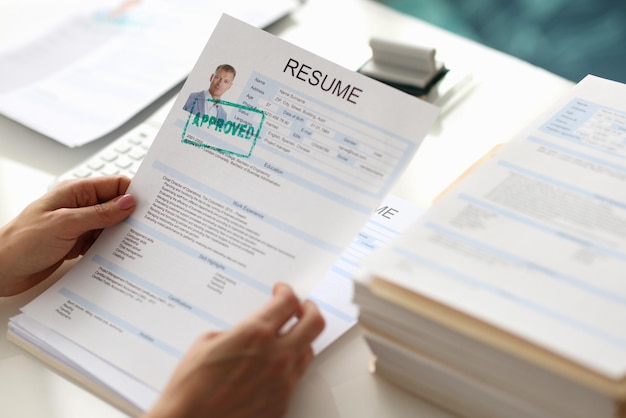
[0,0,574,417]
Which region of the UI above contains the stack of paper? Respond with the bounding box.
[354,75,626,418]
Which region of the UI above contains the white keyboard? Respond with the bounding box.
[53,98,175,186]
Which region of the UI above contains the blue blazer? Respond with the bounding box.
[183,90,228,121]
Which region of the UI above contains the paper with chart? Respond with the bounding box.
[360,75,626,379]
[0,0,300,147]
[12,14,439,409]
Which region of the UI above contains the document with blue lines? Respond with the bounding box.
[12,14,439,410]
[360,74,626,380]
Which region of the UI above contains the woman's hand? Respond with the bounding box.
[145,282,325,418]
[0,176,135,296]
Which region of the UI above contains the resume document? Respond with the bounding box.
[9,15,439,413]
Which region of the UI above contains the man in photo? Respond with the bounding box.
[183,64,236,121]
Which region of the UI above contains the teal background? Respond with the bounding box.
[379,0,626,83]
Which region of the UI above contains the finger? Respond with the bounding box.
[82,192,135,229]
[282,299,325,347]
[250,282,302,333]
[90,175,132,203]
[50,176,132,208]
[53,193,136,239]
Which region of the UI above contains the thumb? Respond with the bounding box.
[69,193,136,233]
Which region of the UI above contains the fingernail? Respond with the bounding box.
[116,194,136,210]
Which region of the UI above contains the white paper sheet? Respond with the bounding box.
[310,194,426,352]
[0,0,301,147]
[360,75,626,379]
[9,193,426,412]
[13,14,439,409]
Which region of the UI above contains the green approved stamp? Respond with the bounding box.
[182,98,265,158]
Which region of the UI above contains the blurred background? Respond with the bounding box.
[379,0,626,83]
